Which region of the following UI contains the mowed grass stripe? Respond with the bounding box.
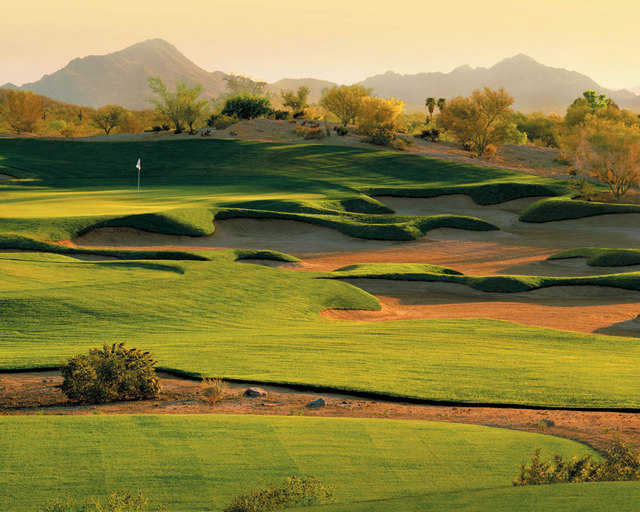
[1,253,640,408]
[0,415,595,512]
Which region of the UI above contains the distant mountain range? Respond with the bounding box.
[3,39,640,113]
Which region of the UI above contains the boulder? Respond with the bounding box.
[306,398,326,408]
[244,387,267,397]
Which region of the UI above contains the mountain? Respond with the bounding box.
[359,54,640,113]
[625,85,640,95]
[9,39,228,109]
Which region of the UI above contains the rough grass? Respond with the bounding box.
[520,196,640,223]
[328,263,640,293]
[549,248,640,267]
[0,415,596,512]
[2,251,640,408]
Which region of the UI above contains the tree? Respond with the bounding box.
[439,87,516,155]
[147,76,207,133]
[437,98,446,114]
[425,97,436,124]
[574,116,640,199]
[356,96,405,144]
[92,105,126,135]
[565,90,611,127]
[221,93,271,120]
[320,85,370,127]
[281,86,310,118]
[223,73,268,96]
[0,90,43,134]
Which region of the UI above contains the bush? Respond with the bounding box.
[389,137,411,151]
[513,438,640,486]
[223,476,335,512]
[60,343,160,404]
[207,114,236,130]
[40,490,165,512]
[273,110,290,120]
[221,93,271,120]
[303,128,325,140]
[415,128,440,142]
[336,126,348,136]
[482,144,498,157]
[567,174,597,201]
[362,130,392,146]
[201,377,227,404]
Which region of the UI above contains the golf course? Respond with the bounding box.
[1,136,640,510]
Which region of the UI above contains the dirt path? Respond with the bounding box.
[1,371,637,454]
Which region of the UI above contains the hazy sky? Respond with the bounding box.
[3,0,640,89]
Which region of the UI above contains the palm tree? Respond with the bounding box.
[425,97,436,125]
[437,98,446,114]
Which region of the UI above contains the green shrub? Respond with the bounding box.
[207,114,236,130]
[221,93,271,120]
[60,343,160,404]
[303,128,325,140]
[40,490,165,512]
[273,110,290,120]
[513,439,640,486]
[223,476,335,512]
[48,119,68,131]
[335,126,348,136]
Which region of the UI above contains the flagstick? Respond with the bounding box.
[137,168,140,197]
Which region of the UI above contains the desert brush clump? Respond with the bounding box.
[200,377,227,404]
[514,438,640,486]
[40,490,166,512]
[60,343,160,404]
[223,476,335,512]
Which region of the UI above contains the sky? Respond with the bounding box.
[3,0,640,89]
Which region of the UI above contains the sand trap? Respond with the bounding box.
[72,219,404,255]
[0,173,16,181]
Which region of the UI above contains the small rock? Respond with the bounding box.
[538,419,555,428]
[244,387,267,397]
[306,398,326,408]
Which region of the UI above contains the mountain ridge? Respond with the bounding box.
[4,39,640,113]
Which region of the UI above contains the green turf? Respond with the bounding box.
[549,248,640,267]
[297,481,640,512]
[2,251,640,409]
[0,415,596,512]
[327,263,640,292]
[520,196,640,222]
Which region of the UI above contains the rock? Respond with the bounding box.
[306,398,326,408]
[244,387,267,397]
[538,419,555,428]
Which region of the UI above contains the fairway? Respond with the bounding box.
[0,415,597,511]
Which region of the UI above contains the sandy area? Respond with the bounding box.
[1,371,638,454]
[66,196,640,335]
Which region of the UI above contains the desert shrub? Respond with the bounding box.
[48,119,68,131]
[336,126,348,136]
[221,93,271,120]
[567,174,597,200]
[362,130,392,146]
[207,114,236,130]
[555,152,573,166]
[415,128,440,142]
[40,490,165,512]
[151,125,163,132]
[223,476,334,512]
[303,128,325,140]
[389,136,411,151]
[483,144,498,157]
[273,110,290,120]
[60,343,160,404]
[201,377,227,404]
[513,439,640,486]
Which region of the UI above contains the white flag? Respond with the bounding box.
[136,158,141,171]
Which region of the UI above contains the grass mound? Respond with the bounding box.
[520,197,640,223]
[327,264,640,293]
[0,415,595,511]
[233,249,301,263]
[549,248,640,267]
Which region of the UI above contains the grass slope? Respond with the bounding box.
[520,196,640,223]
[298,482,640,512]
[0,415,596,512]
[2,251,640,408]
[0,138,563,243]
[549,248,640,267]
[328,263,640,293]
